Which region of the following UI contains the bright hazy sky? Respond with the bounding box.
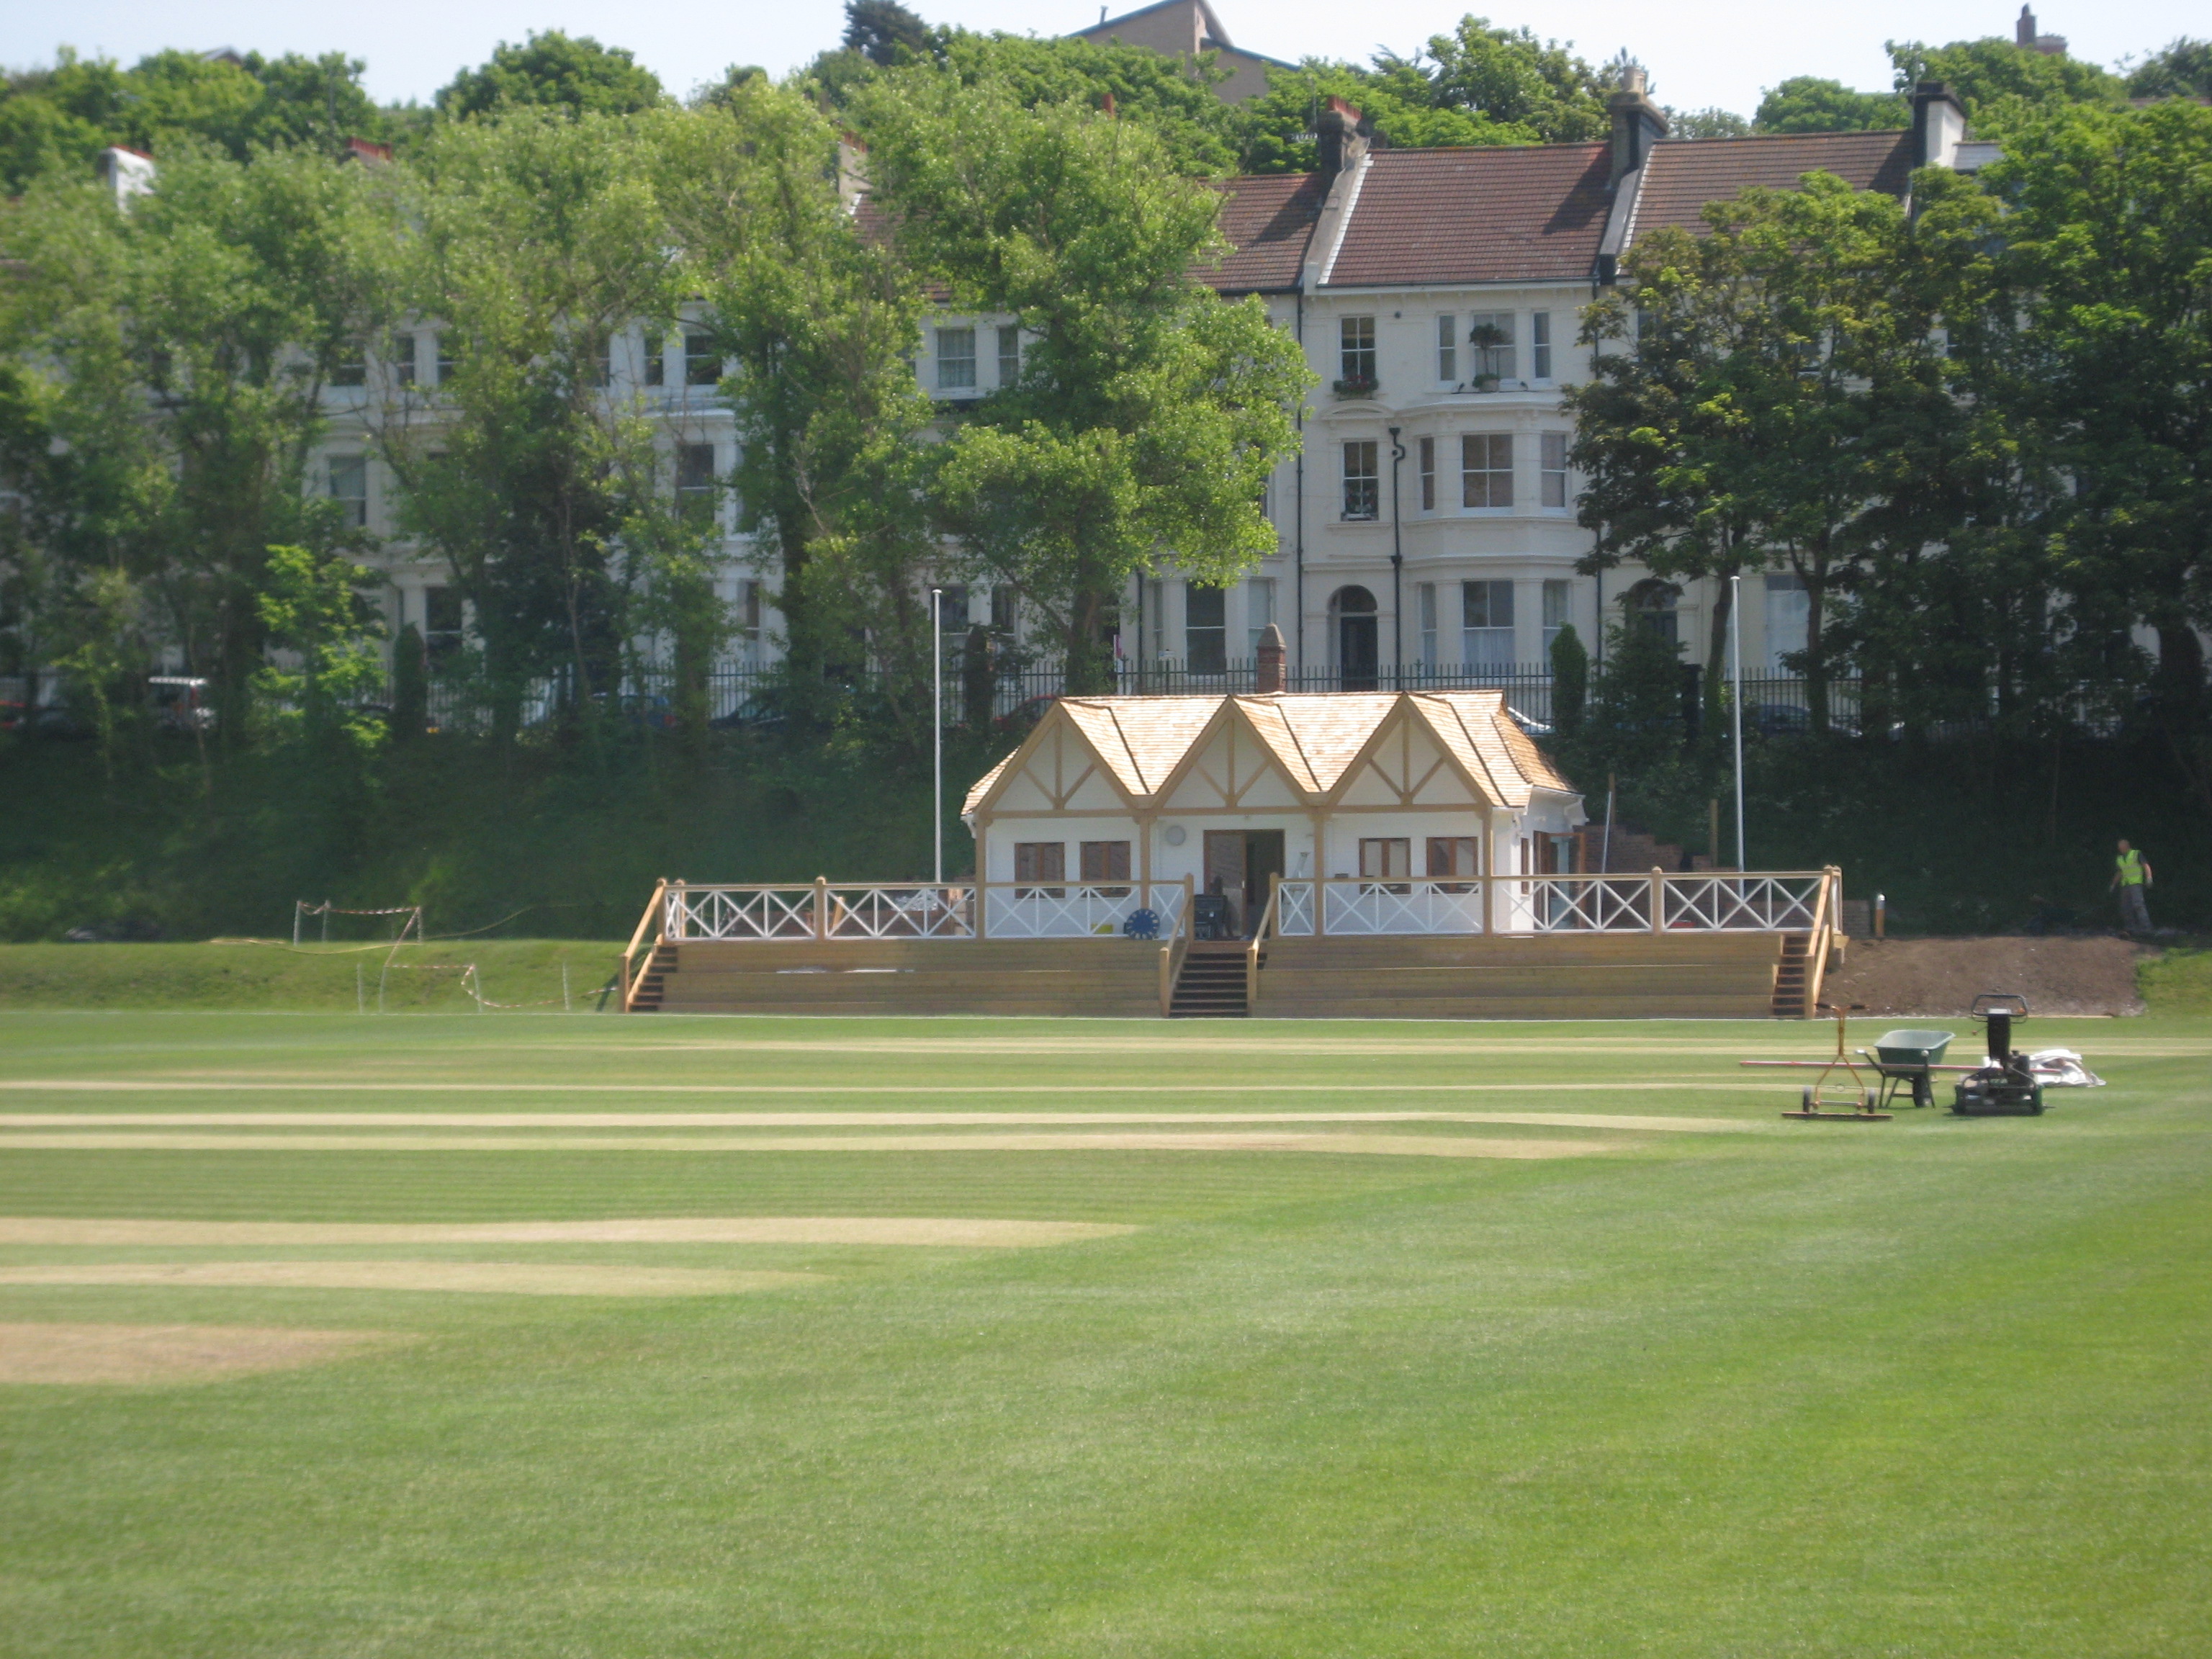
[1,1,2198,122]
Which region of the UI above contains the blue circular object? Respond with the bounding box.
[1122,908,1160,940]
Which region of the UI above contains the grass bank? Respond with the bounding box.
[0,940,628,1012]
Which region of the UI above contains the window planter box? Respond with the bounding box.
[1331,377,1380,400]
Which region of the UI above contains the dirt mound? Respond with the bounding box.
[1823,935,2145,1018]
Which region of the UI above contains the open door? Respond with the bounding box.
[1244,830,1285,935]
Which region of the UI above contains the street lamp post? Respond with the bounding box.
[1730,573,1745,871]
[931,587,943,888]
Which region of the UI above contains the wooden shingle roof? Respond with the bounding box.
[963,690,1578,818]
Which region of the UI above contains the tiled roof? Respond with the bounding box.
[1324,144,1614,287]
[1628,132,1915,246]
[1197,173,1324,293]
[966,691,1577,818]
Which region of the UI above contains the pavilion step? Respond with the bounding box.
[628,944,678,1012]
[1171,951,1251,1018]
[1770,932,1812,1017]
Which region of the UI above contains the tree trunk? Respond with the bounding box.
[1703,572,1736,725]
[1803,561,1830,734]
[2154,623,2212,817]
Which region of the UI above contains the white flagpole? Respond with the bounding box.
[1730,573,1746,871]
[931,587,944,888]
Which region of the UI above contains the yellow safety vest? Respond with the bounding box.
[2116,850,2146,886]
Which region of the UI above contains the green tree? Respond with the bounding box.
[385,109,695,742]
[1752,77,1907,134]
[843,0,936,68]
[1886,35,2123,135]
[438,33,664,122]
[657,86,935,739]
[1570,172,1986,730]
[1,145,395,737]
[2126,39,2212,99]
[0,47,394,193]
[1548,622,1588,736]
[1238,20,1624,172]
[1668,107,1750,139]
[252,544,386,760]
[857,74,1309,692]
[1984,99,2212,809]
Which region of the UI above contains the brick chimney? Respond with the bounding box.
[1316,97,1368,179]
[1608,67,1668,187]
[1254,624,1287,694]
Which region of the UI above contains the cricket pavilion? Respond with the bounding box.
[619,655,1843,1020]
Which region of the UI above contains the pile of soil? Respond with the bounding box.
[1822,935,2146,1017]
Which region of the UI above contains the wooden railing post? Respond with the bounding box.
[1649,868,1666,934]
[813,876,829,941]
[1159,944,1172,1017]
[619,878,668,1013]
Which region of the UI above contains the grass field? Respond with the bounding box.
[1,1010,2208,1656]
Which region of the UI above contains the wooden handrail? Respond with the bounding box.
[620,878,668,1012]
[1802,866,1839,1018]
[1246,871,1281,1012]
[1159,876,1195,1016]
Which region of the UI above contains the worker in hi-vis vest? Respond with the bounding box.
[2110,839,2154,936]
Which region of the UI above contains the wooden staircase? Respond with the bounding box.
[626,943,677,1012]
[1771,932,1812,1018]
[1169,943,1251,1017]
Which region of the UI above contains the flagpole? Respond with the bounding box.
[1730,573,1745,871]
[931,588,944,888]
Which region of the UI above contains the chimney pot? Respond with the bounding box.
[1254,624,1287,694]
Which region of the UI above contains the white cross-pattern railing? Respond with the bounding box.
[1660,873,1823,932]
[645,871,1835,947]
[1321,880,1489,936]
[984,882,1185,940]
[1495,876,1653,934]
[667,885,819,940]
[1264,871,1837,938]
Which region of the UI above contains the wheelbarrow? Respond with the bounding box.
[1856,1029,1955,1110]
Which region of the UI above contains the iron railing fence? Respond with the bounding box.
[0,662,2136,742]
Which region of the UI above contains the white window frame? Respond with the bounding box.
[1462,580,1515,668]
[1460,433,1513,511]
[1540,432,1570,509]
[935,327,977,391]
[1435,315,1457,384]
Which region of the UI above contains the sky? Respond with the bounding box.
[1,1,2199,120]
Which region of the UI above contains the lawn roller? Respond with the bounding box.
[1951,992,2045,1116]
[1779,1002,1891,1120]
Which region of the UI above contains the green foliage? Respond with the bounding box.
[1668,107,1750,139]
[390,621,428,741]
[2126,38,2212,99]
[657,81,935,738]
[1978,99,2212,811]
[1548,622,1588,735]
[1239,19,1619,173]
[1752,76,1907,134]
[1886,35,2125,135]
[437,32,665,122]
[1,143,395,736]
[387,109,697,739]
[842,0,936,68]
[1568,171,2000,729]
[855,73,1309,691]
[0,47,393,192]
[251,544,386,759]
